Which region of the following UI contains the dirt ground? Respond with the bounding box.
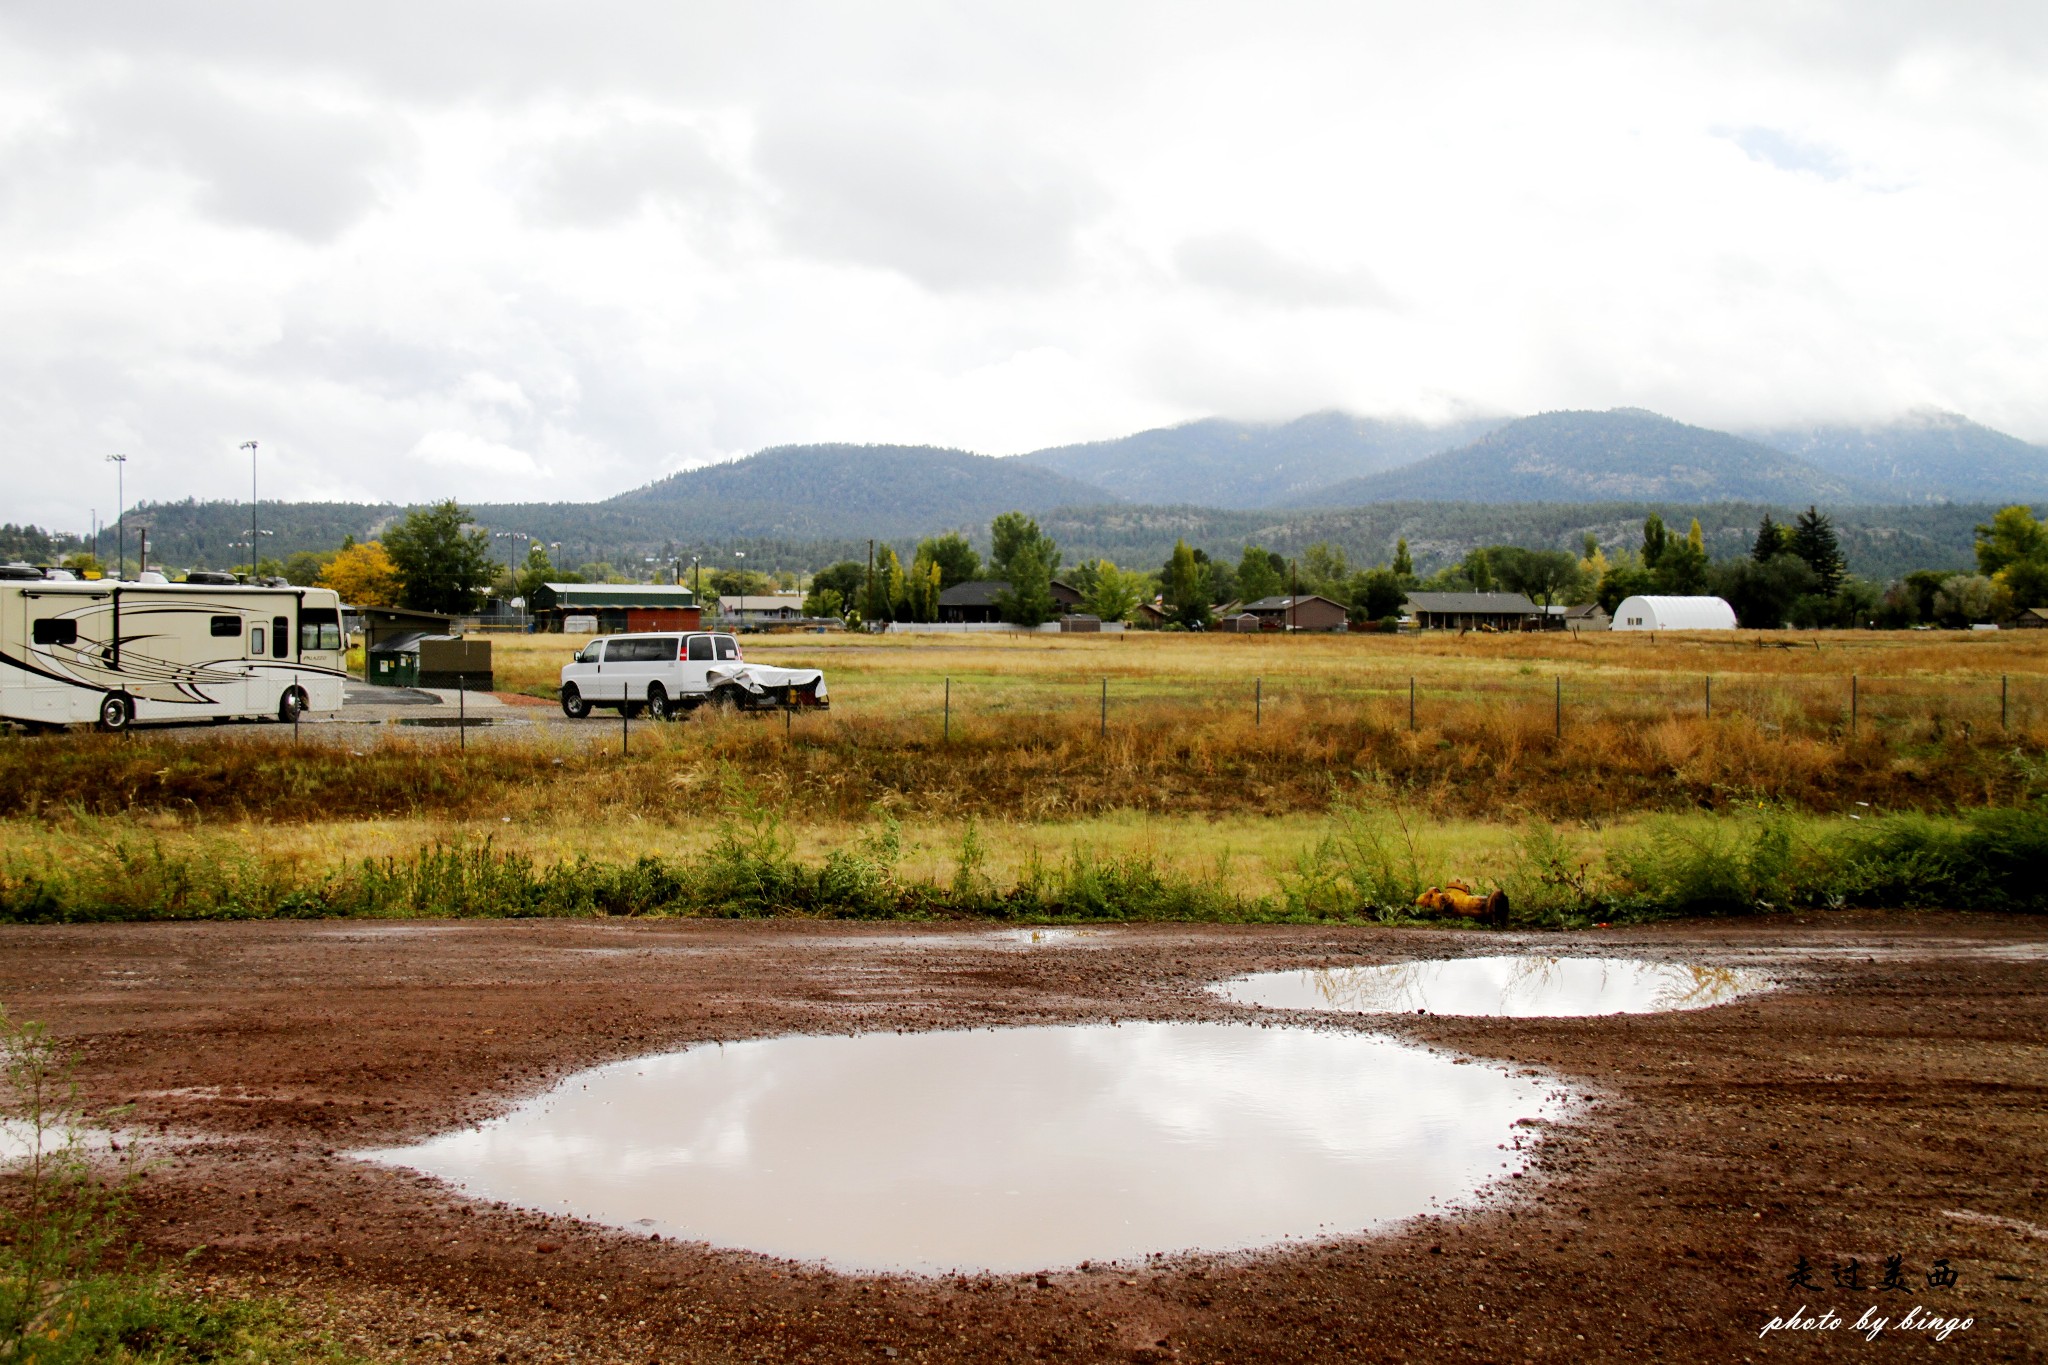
[3,914,2043,1362]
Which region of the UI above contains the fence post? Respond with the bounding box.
[1409,676,1415,731]
[459,673,466,751]
[293,671,301,744]
[944,676,951,741]
[1554,675,1561,738]
[622,691,629,755]
[1850,675,1858,736]
[2002,675,2008,731]
[1255,677,1261,726]
[1100,677,1107,740]
[1705,675,1711,719]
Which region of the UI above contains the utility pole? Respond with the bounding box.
[106,455,127,578]
[241,440,259,579]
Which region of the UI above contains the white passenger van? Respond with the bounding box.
[0,569,347,731]
[559,631,827,718]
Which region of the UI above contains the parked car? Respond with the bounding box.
[557,632,828,719]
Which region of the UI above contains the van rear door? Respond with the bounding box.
[681,633,715,696]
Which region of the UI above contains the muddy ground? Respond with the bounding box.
[2,914,2043,1362]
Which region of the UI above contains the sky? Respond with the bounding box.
[4,1,2046,530]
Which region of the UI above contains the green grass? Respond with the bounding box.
[4,781,2042,927]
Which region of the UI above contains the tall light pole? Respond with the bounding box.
[105,455,127,578]
[240,441,259,579]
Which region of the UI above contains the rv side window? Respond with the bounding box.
[31,618,77,645]
[299,608,342,652]
[272,616,290,658]
[714,635,740,660]
[686,635,713,661]
[210,616,241,637]
[250,626,266,656]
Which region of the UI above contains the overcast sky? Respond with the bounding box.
[4,1,2045,529]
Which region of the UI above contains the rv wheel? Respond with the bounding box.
[96,693,133,732]
[278,687,308,723]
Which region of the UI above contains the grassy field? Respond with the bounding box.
[3,629,2044,925]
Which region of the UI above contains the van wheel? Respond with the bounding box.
[646,685,673,720]
[561,685,590,719]
[278,687,308,723]
[96,692,133,732]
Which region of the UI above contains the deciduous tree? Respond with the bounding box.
[317,540,403,608]
[381,502,496,615]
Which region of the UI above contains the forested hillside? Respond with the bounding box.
[1314,409,1875,505]
[1748,411,2048,503]
[1038,500,2007,581]
[1020,411,1506,508]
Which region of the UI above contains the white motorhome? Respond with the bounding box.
[558,631,828,718]
[0,571,347,731]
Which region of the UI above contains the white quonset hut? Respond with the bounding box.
[1611,595,1738,631]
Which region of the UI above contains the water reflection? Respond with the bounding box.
[1215,956,1768,1017]
[362,1023,1558,1273]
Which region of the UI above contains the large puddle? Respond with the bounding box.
[363,1023,1561,1273]
[1215,956,1768,1017]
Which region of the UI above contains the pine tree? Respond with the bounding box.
[1392,537,1414,579]
[1789,506,1847,596]
[1686,518,1705,553]
[1753,514,1783,562]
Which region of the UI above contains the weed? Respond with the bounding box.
[0,1010,359,1362]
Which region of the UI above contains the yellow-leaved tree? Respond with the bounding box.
[317,540,403,607]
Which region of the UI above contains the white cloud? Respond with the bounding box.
[2,1,2046,528]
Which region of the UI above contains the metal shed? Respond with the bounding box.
[1611,595,1738,631]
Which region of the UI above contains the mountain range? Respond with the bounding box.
[1020,406,2048,508]
[1018,411,1506,509]
[67,406,2048,579]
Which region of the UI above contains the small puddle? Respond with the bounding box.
[363,1023,1561,1273]
[985,928,1105,947]
[1215,956,1768,1017]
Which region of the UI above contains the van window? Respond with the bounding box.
[210,615,242,637]
[714,635,740,660]
[577,641,603,663]
[272,616,290,658]
[299,608,342,652]
[250,626,266,656]
[606,638,665,662]
[31,618,77,645]
[686,635,713,662]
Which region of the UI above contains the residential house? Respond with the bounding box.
[1403,591,1543,631]
[1239,594,1349,632]
[937,579,1083,624]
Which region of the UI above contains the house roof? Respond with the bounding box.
[1403,591,1541,614]
[718,595,804,611]
[937,579,1009,608]
[537,582,698,609]
[937,579,1082,607]
[1241,595,1345,613]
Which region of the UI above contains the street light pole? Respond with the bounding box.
[240,441,259,579]
[106,454,127,578]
